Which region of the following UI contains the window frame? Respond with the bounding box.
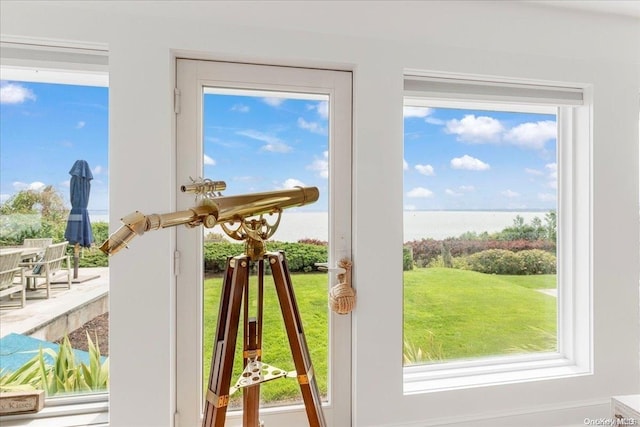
[402,74,592,394]
[0,38,109,425]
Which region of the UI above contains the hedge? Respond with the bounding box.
[405,238,556,267]
[204,241,328,274]
[464,249,556,275]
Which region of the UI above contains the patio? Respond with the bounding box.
[0,267,109,341]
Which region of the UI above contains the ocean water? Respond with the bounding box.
[92,210,548,242]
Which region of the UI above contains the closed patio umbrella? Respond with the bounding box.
[64,160,94,280]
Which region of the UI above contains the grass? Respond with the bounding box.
[403,268,557,363]
[203,272,328,408]
[202,267,557,405]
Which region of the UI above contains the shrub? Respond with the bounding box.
[75,248,109,268]
[405,237,556,268]
[0,333,108,395]
[203,241,328,274]
[464,249,556,275]
[466,249,523,275]
[203,241,245,273]
[404,238,441,267]
[517,249,557,275]
[91,221,109,246]
[297,238,328,246]
[403,246,414,271]
[403,333,444,365]
[265,241,327,272]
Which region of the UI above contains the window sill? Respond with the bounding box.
[403,354,592,394]
[0,392,108,427]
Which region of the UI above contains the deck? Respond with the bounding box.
[0,267,109,340]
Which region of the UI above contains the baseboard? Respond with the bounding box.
[374,398,611,427]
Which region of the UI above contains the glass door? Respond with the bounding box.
[176,59,352,426]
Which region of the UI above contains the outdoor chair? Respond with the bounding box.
[21,238,52,263]
[22,238,53,248]
[22,241,71,299]
[0,250,26,309]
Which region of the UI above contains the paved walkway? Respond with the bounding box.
[0,267,109,338]
[536,288,557,297]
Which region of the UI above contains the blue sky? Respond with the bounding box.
[203,92,330,211]
[403,106,557,211]
[0,80,557,214]
[1,81,109,211]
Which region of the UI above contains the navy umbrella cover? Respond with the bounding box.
[64,160,94,247]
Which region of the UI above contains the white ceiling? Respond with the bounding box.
[530,1,640,18]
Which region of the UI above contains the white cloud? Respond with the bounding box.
[13,181,46,191]
[504,120,557,150]
[236,129,292,153]
[538,193,556,202]
[445,115,504,142]
[403,159,409,171]
[0,193,10,203]
[546,163,557,179]
[407,187,434,198]
[0,82,36,104]
[75,121,86,129]
[231,104,250,113]
[425,117,445,125]
[263,141,292,153]
[446,185,475,197]
[204,154,216,165]
[93,165,104,175]
[450,155,490,171]
[281,178,306,189]
[415,164,435,176]
[233,176,255,182]
[403,106,432,118]
[297,117,326,135]
[501,189,520,198]
[525,168,544,176]
[61,180,70,188]
[307,151,328,178]
[316,101,328,119]
[546,162,557,189]
[404,204,417,211]
[262,97,284,107]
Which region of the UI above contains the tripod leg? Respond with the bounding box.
[268,251,327,427]
[203,255,249,427]
[243,259,264,426]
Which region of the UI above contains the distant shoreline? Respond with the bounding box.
[91,210,549,242]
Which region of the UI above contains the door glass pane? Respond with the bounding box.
[201,89,330,409]
[403,104,558,366]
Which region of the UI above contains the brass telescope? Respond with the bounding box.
[99,182,319,256]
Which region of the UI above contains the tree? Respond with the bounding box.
[544,210,557,242]
[0,186,68,244]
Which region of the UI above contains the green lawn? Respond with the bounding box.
[203,272,328,407]
[403,268,557,363]
[202,267,557,405]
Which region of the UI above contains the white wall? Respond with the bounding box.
[1,1,638,426]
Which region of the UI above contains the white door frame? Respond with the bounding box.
[175,59,352,427]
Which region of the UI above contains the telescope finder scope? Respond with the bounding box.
[181,180,227,194]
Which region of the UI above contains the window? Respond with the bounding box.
[402,73,591,393]
[0,39,109,425]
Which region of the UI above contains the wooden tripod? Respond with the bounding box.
[202,250,326,427]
